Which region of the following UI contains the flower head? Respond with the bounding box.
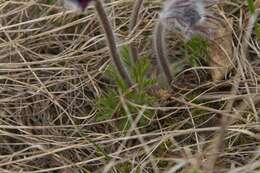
[64,0,93,11]
[160,0,219,39]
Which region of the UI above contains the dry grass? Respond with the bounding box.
[0,0,259,172]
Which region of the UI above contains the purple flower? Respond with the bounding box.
[78,0,93,9]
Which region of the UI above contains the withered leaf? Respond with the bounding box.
[208,18,234,81]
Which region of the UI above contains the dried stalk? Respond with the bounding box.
[95,0,133,87]
[129,0,144,62]
[153,21,173,86]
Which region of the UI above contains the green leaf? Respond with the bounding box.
[47,0,55,5]
[255,23,260,40]
[96,90,119,122]
[95,45,157,130]
[184,35,209,67]
[247,0,255,14]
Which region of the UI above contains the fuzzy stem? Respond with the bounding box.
[94,0,133,87]
[129,0,144,62]
[153,21,173,86]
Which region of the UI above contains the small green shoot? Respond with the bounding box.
[246,1,260,41]
[255,23,260,40]
[47,0,55,5]
[184,35,210,67]
[96,46,156,131]
[247,0,255,14]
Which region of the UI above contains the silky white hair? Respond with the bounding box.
[63,0,81,10]
[160,0,219,39]
[62,0,94,11]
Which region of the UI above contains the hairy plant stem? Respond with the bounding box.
[95,0,133,87]
[153,21,173,86]
[129,0,144,62]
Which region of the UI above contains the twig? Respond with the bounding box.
[129,0,144,62]
[153,21,174,86]
[95,0,133,87]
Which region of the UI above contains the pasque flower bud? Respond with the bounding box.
[153,0,219,87]
[160,0,219,39]
[64,0,93,10]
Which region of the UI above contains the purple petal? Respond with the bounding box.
[78,0,93,10]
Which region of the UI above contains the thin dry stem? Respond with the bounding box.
[95,0,133,87]
[153,21,174,86]
[129,0,144,62]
